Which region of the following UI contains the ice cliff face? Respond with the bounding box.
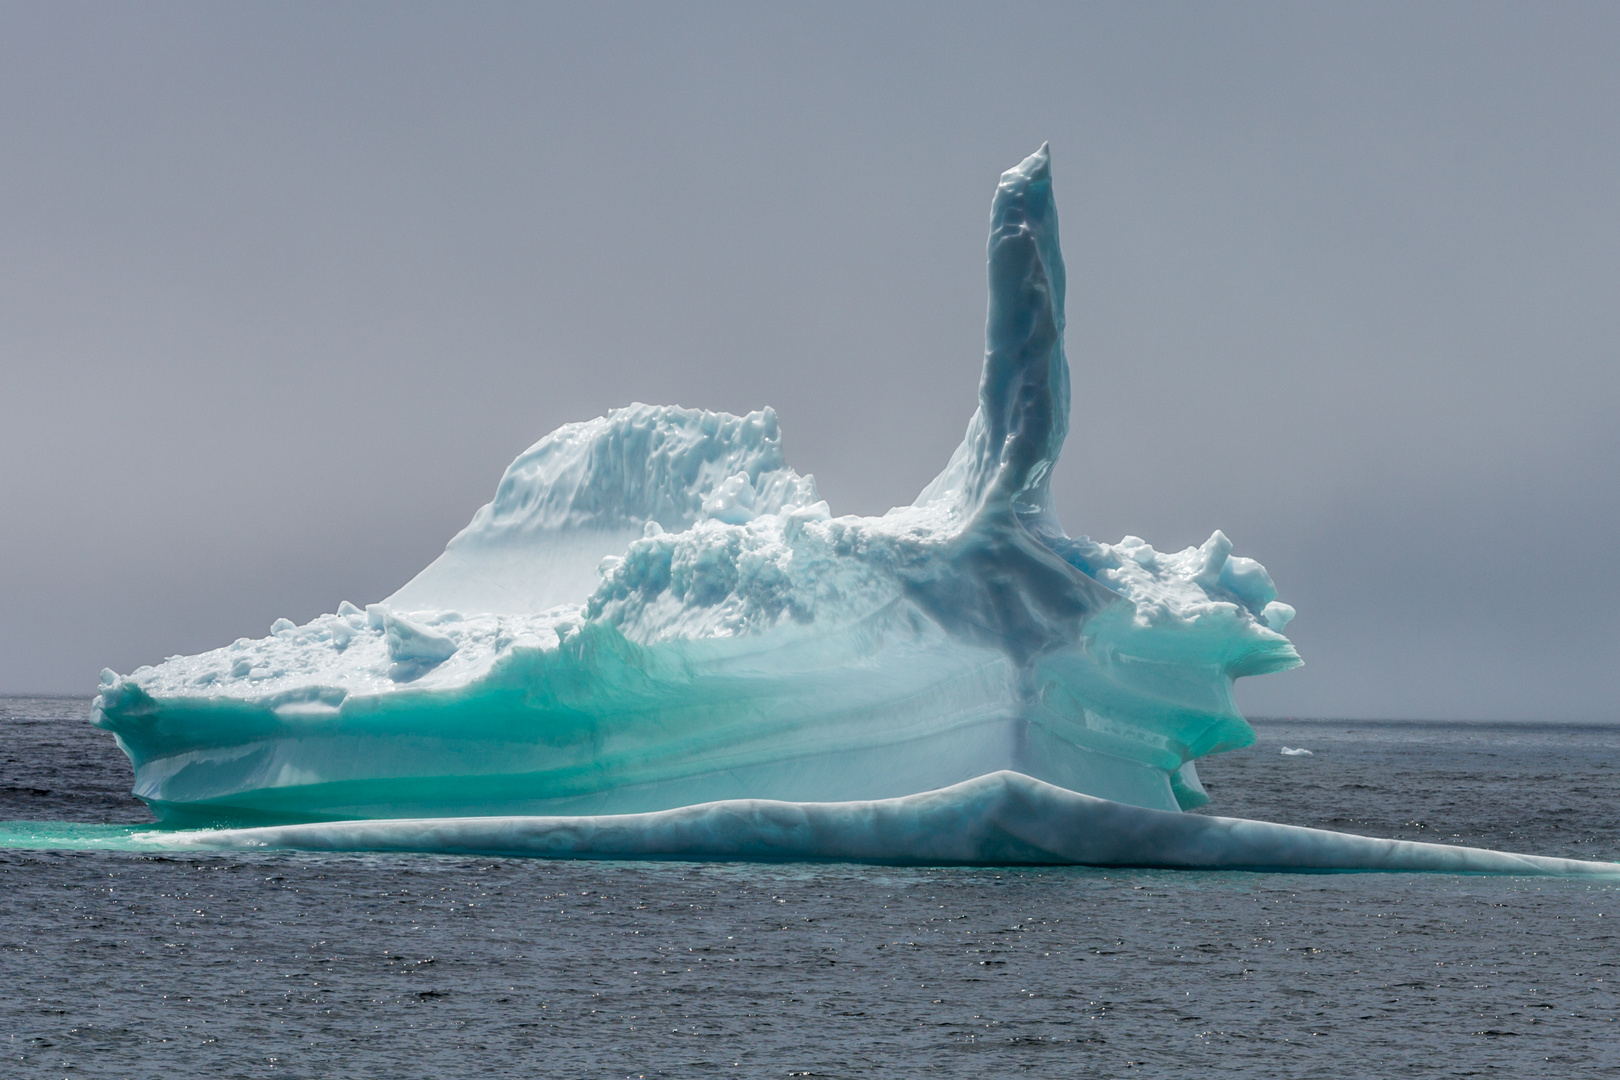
[94,144,1300,827]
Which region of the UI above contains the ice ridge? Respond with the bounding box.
[387,403,820,614]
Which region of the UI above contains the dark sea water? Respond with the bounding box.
[2,697,1617,1077]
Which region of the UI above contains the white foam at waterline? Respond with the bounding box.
[158,772,1618,876]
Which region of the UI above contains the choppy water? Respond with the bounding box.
[2,697,1617,1077]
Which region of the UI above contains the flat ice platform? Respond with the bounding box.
[136,772,1617,876]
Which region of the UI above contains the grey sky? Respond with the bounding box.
[1,3,1615,719]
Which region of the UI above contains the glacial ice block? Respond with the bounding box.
[94,144,1302,828]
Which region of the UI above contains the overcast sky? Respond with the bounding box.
[2,3,1615,720]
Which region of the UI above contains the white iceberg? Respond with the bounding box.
[88,146,1614,875]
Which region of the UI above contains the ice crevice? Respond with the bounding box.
[85,145,1611,875]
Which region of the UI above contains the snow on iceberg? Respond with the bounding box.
[87,145,1612,874]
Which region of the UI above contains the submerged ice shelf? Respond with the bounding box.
[85,146,1611,874]
[4,772,1618,878]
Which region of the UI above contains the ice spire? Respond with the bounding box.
[903,144,1118,659]
[914,142,1069,530]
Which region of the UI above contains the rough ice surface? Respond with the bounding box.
[87,146,1609,874]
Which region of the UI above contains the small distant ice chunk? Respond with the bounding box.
[1279,746,1314,756]
[1193,530,1233,587]
[384,613,457,663]
[270,618,297,637]
[1219,555,1277,612]
[383,612,458,682]
[327,618,356,651]
[1262,601,1296,632]
[1115,535,1159,566]
[701,473,758,525]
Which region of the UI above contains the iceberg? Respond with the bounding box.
[86,146,1613,875]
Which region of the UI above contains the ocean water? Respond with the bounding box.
[1,697,1616,1077]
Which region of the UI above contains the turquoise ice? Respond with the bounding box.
[85,148,1613,874]
[96,145,1300,828]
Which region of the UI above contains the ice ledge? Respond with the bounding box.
[145,771,1619,876]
